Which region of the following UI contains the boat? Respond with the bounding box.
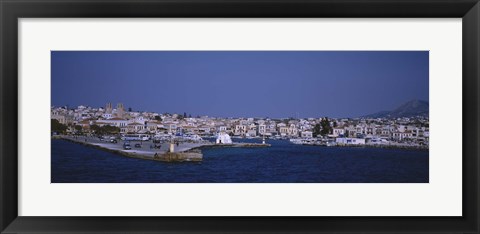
[289,138,318,145]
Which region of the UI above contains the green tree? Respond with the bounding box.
[154,116,161,121]
[320,117,332,136]
[74,125,83,133]
[51,119,67,134]
[313,123,321,137]
[102,125,120,134]
[90,124,102,135]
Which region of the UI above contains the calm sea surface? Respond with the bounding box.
[51,139,428,183]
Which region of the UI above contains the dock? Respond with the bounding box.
[56,135,270,162]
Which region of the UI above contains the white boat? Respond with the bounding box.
[290,138,318,145]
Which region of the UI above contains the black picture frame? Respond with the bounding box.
[1,0,479,233]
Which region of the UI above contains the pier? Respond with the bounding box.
[56,135,270,162]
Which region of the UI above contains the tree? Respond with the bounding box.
[320,117,332,136]
[313,124,321,137]
[51,119,67,134]
[154,116,161,121]
[128,107,132,112]
[74,125,83,133]
[102,125,120,134]
[183,112,187,118]
[90,124,102,135]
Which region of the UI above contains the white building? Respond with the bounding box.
[301,131,313,138]
[332,128,346,137]
[258,124,266,135]
[96,118,129,128]
[216,132,232,144]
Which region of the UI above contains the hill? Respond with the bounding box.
[363,100,429,118]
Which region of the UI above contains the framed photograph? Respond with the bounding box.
[1,0,479,233]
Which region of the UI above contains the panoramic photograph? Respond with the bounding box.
[51,51,429,183]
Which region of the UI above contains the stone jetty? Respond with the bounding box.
[55,135,270,162]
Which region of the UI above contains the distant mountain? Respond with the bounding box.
[363,100,429,118]
[363,110,391,119]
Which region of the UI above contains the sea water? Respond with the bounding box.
[51,139,428,183]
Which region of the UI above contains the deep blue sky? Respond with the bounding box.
[51,51,428,118]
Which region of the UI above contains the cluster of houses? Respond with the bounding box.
[51,103,429,146]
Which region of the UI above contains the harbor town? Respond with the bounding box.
[50,51,429,182]
[51,102,429,162]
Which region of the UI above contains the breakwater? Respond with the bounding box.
[59,136,202,162]
[56,135,270,162]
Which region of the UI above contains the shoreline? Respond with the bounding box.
[53,135,427,164]
[299,143,428,151]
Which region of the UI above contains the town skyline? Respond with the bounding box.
[51,101,429,148]
[51,98,429,119]
[52,51,429,118]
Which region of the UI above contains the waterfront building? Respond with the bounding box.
[301,131,313,138]
[216,132,233,144]
[198,125,211,135]
[392,130,414,141]
[288,124,298,137]
[182,125,197,134]
[96,118,129,128]
[258,124,266,136]
[279,126,289,136]
[267,122,277,135]
[332,128,346,137]
[127,122,144,133]
[145,121,160,132]
[234,125,247,136]
[246,129,257,137]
